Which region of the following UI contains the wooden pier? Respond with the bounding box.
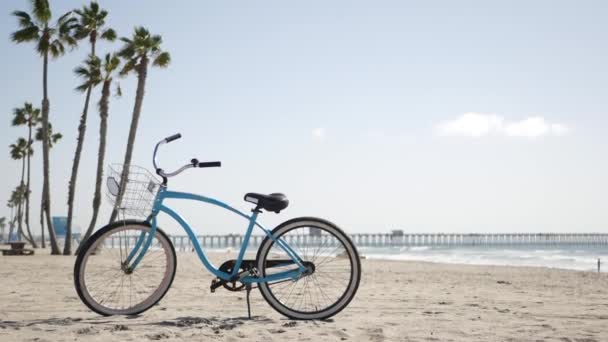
[152,232,608,251]
[347,232,608,247]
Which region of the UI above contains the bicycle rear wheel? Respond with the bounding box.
[256,217,361,320]
[74,220,176,316]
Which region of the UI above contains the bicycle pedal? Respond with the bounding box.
[210,279,219,293]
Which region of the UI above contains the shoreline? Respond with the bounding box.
[362,254,605,273]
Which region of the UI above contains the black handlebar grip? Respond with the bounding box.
[165,133,182,143]
[198,161,221,168]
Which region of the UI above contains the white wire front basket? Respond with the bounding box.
[106,164,161,218]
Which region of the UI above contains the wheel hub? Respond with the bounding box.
[301,261,315,276]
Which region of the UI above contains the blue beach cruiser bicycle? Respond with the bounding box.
[74,134,361,320]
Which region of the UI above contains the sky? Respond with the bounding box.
[0,0,607,236]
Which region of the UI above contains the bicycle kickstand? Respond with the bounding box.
[245,283,252,319]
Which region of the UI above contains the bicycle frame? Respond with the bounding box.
[124,186,306,284]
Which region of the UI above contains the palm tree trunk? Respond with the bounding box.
[65,41,98,255]
[40,193,45,247]
[109,56,148,223]
[41,50,60,255]
[64,85,93,255]
[77,79,110,254]
[17,157,31,244]
[25,125,38,248]
[8,213,15,242]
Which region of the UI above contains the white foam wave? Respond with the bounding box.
[361,246,607,272]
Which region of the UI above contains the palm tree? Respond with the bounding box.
[0,217,6,242]
[73,1,115,56]
[11,0,77,255]
[7,195,18,242]
[10,138,35,245]
[77,53,120,254]
[8,185,31,244]
[64,55,103,254]
[65,1,115,255]
[109,27,170,223]
[35,122,63,251]
[12,103,41,247]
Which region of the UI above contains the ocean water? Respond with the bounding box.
[360,246,608,272]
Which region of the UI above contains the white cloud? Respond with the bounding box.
[436,113,504,137]
[436,113,569,138]
[312,127,326,142]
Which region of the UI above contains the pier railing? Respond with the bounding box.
[160,233,608,251]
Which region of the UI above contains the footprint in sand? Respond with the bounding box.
[366,327,385,342]
[330,328,350,340]
[75,326,98,335]
[146,331,172,340]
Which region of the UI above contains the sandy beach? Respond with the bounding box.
[1,252,607,342]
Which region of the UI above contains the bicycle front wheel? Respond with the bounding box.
[257,217,361,320]
[74,220,177,316]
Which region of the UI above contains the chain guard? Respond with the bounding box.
[213,259,302,292]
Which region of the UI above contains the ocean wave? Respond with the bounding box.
[362,246,607,272]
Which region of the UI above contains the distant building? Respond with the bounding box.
[391,229,404,237]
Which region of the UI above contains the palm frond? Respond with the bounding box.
[9,138,29,160]
[12,11,34,28]
[117,42,136,59]
[35,124,61,147]
[35,127,43,141]
[100,28,116,41]
[99,9,108,21]
[36,36,49,55]
[74,54,102,91]
[105,53,121,72]
[153,52,171,68]
[73,26,89,40]
[134,26,150,38]
[61,35,78,48]
[58,16,77,36]
[51,133,62,144]
[12,107,27,126]
[11,25,40,43]
[73,66,90,78]
[119,58,137,76]
[48,40,64,57]
[150,34,162,47]
[75,83,90,92]
[31,0,51,23]
[115,83,122,97]
[12,115,26,126]
[90,1,99,13]
[56,11,73,26]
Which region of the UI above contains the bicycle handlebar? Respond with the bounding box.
[153,133,221,181]
[190,159,222,168]
[164,133,182,143]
